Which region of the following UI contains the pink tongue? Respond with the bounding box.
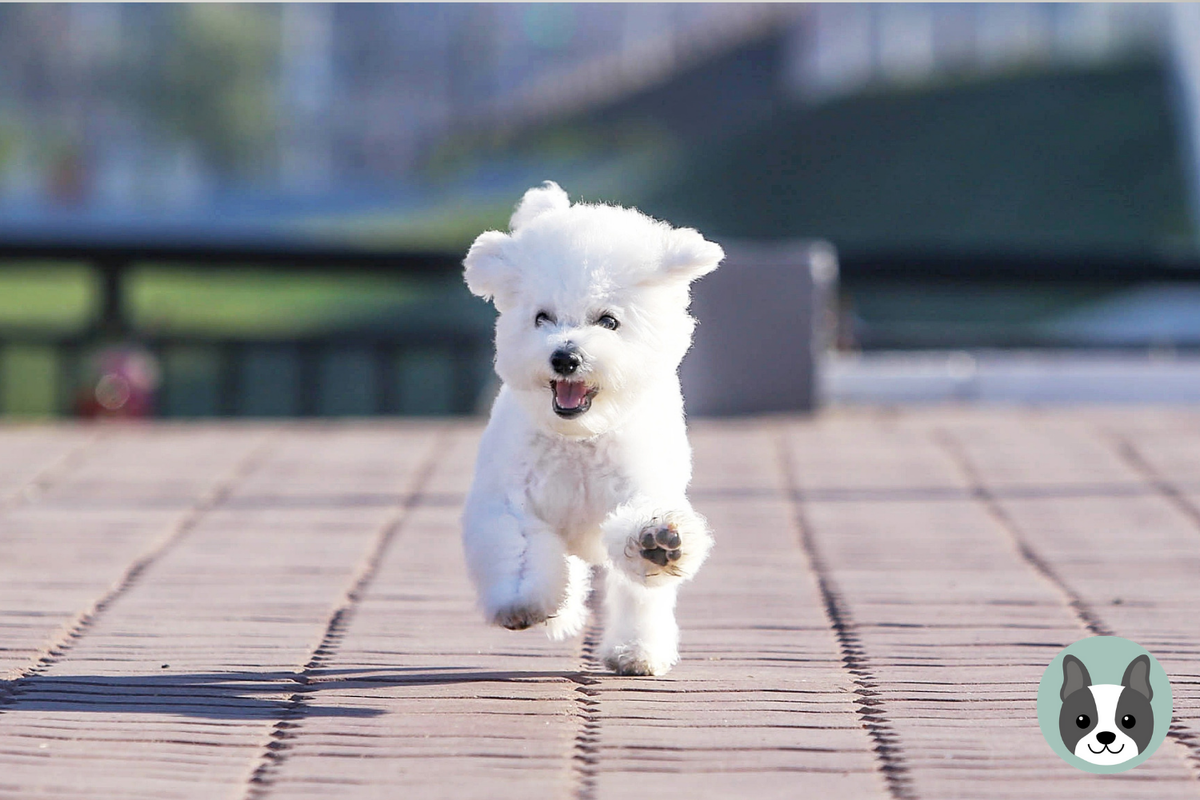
[555,381,589,409]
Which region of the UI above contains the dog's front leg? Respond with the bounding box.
[598,500,713,675]
[462,501,571,632]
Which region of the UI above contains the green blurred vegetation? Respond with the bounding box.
[0,266,96,330]
[0,347,56,417]
[0,263,430,336]
[127,267,430,336]
[141,5,280,175]
[298,201,516,254]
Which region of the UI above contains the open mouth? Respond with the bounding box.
[1087,743,1125,755]
[551,380,597,419]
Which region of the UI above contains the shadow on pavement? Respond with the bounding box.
[0,666,589,720]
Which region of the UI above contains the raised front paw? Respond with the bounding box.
[614,511,712,586]
[638,523,683,571]
[603,505,713,586]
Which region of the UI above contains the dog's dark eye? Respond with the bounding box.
[535,311,554,328]
[596,314,619,331]
[1076,714,1091,729]
[1121,714,1136,729]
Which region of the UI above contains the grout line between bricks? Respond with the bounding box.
[569,583,603,800]
[777,433,916,800]
[933,424,1200,782]
[241,427,450,800]
[1108,431,1200,535]
[930,427,1112,637]
[0,425,282,699]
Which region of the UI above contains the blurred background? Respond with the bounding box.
[3,2,1200,418]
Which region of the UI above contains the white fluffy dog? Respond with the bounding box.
[460,181,723,676]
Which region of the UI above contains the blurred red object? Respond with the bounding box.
[76,346,161,419]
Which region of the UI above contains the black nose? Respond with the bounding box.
[1096,731,1116,745]
[550,347,581,376]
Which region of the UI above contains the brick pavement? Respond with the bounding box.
[0,410,1197,798]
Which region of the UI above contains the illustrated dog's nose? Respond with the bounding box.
[550,347,582,376]
[1096,731,1116,745]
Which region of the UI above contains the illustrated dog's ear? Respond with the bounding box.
[1061,655,1091,700]
[1122,655,1153,701]
[649,227,725,287]
[463,230,516,305]
[510,181,570,231]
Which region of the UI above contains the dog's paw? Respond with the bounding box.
[603,644,676,677]
[608,509,712,586]
[492,605,550,631]
[638,523,683,570]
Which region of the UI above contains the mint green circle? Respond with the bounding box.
[1037,636,1173,774]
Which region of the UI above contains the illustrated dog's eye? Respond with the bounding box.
[1075,714,1091,729]
[1121,714,1136,729]
[535,311,554,327]
[596,314,619,330]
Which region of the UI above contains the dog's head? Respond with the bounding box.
[1059,654,1154,766]
[464,181,723,436]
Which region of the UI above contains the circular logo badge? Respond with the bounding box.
[1037,636,1173,773]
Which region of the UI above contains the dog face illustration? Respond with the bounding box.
[1059,654,1154,766]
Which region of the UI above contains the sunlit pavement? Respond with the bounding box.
[0,412,1198,798]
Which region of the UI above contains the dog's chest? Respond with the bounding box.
[523,436,628,533]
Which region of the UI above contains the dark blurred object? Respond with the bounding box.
[76,345,160,418]
[681,240,838,416]
[836,249,1200,350]
[650,60,1191,255]
[48,147,88,208]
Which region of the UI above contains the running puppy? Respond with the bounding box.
[460,182,722,676]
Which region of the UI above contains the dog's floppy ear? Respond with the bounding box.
[1061,655,1091,700]
[463,230,516,304]
[1122,655,1153,701]
[649,227,724,286]
[510,181,570,231]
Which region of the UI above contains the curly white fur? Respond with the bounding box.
[460,181,721,676]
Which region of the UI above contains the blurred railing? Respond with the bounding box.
[7,240,1199,417]
[840,249,1200,284]
[0,240,493,418]
[839,249,1200,351]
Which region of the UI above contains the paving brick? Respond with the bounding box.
[0,412,1196,798]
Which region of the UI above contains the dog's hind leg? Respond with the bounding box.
[462,503,571,632]
[599,567,679,676]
